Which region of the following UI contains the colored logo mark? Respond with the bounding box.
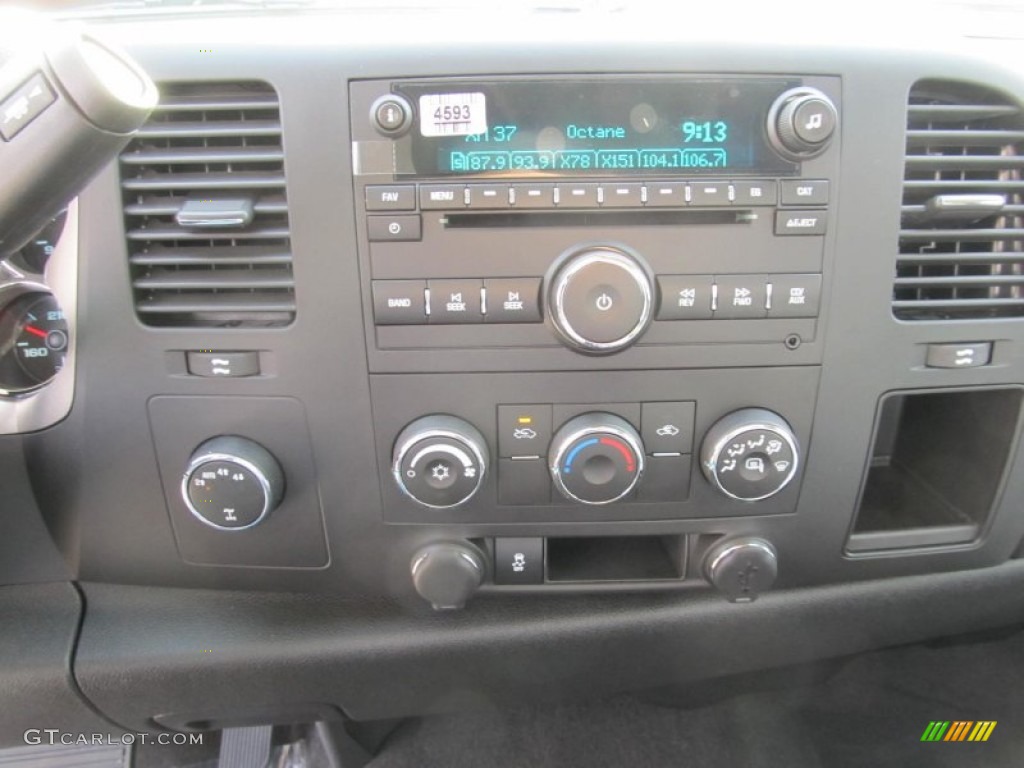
[921,721,997,742]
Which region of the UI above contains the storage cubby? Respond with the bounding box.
[847,388,1023,552]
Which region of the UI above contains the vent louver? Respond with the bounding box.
[894,80,1024,320]
[120,81,294,327]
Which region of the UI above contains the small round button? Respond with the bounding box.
[792,98,837,145]
[371,94,413,136]
[393,415,488,509]
[549,413,645,505]
[546,246,654,354]
[768,87,838,159]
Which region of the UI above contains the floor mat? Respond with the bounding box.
[368,628,1024,768]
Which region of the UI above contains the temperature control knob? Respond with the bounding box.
[700,409,799,501]
[549,413,645,504]
[545,246,654,355]
[768,87,838,159]
[182,436,285,531]
[393,415,488,509]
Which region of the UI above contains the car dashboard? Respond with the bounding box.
[2,0,1024,750]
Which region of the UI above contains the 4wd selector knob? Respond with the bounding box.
[393,415,488,509]
[549,413,645,504]
[182,436,285,531]
[768,87,838,159]
[700,409,799,502]
[546,246,654,355]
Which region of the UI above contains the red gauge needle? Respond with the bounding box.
[24,325,48,339]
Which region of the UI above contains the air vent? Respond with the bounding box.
[894,80,1024,320]
[120,81,294,327]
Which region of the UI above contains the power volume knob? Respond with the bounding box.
[393,415,488,509]
[769,87,837,159]
[545,246,654,355]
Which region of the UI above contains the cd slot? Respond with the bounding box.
[443,209,750,229]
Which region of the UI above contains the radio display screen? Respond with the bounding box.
[395,78,799,178]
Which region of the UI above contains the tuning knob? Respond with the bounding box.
[700,409,799,501]
[182,436,285,531]
[549,413,645,504]
[545,245,654,355]
[704,537,778,603]
[393,415,488,509]
[768,87,837,159]
[411,541,486,610]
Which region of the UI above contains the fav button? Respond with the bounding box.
[428,279,483,324]
[364,185,416,211]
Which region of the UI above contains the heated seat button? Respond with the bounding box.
[925,342,992,369]
[494,537,544,584]
[187,351,260,378]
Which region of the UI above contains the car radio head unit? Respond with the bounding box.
[349,75,839,366]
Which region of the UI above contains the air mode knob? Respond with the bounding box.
[545,246,654,355]
[393,415,488,509]
[700,409,800,501]
[549,413,645,504]
[182,436,285,531]
[768,87,837,159]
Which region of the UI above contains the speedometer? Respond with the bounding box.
[0,292,69,395]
